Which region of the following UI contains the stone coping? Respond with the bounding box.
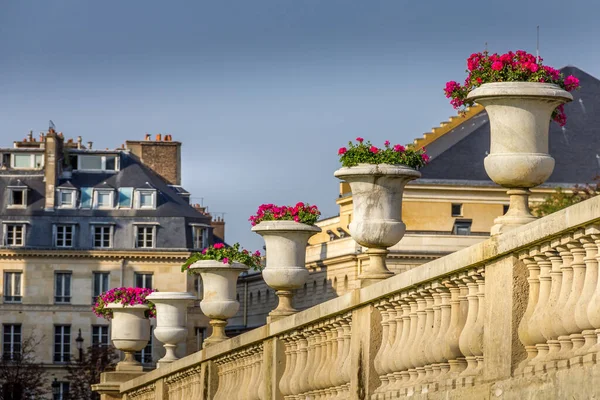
[120,194,600,393]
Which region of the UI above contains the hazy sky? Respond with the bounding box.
[2,1,600,252]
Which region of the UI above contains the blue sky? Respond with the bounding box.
[2,1,599,251]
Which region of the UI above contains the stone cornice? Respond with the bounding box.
[0,304,96,312]
[0,248,192,261]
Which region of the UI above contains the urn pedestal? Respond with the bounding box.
[466,82,572,235]
[252,220,321,322]
[334,164,421,286]
[106,303,151,372]
[146,292,196,367]
[189,260,248,347]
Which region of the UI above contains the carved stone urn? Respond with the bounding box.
[106,303,151,371]
[189,260,248,347]
[251,220,321,321]
[146,292,195,367]
[466,82,572,235]
[334,164,421,286]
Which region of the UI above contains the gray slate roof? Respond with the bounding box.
[418,66,600,185]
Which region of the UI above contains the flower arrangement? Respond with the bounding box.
[182,242,262,272]
[444,50,580,126]
[338,138,429,169]
[93,287,157,320]
[249,202,321,226]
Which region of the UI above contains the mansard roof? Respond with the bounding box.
[415,66,600,186]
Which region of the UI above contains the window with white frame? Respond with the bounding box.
[54,272,72,304]
[192,226,209,249]
[92,272,109,303]
[7,188,27,208]
[3,272,22,303]
[57,190,76,208]
[134,189,156,209]
[53,325,71,363]
[92,325,109,347]
[92,225,113,248]
[53,382,70,400]
[135,326,153,364]
[55,225,75,248]
[11,153,44,169]
[4,224,25,246]
[77,155,118,171]
[94,190,114,208]
[2,324,21,360]
[134,273,153,289]
[135,226,155,248]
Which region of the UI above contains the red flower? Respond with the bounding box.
[369,145,378,154]
[384,140,390,147]
[356,137,364,143]
[393,144,405,152]
[491,61,503,71]
[338,147,347,155]
[564,75,580,92]
[213,243,225,249]
[421,153,430,163]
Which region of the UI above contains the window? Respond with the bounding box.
[192,226,209,249]
[92,325,109,347]
[3,272,22,303]
[93,225,113,248]
[135,327,153,364]
[58,190,76,208]
[78,155,118,171]
[134,190,156,209]
[195,327,206,351]
[11,153,43,169]
[80,187,93,209]
[55,272,72,304]
[453,220,472,236]
[54,325,71,363]
[195,276,203,299]
[4,224,25,247]
[118,187,133,208]
[93,272,109,303]
[8,189,26,208]
[95,191,114,208]
[135,226,155,248]
[3,324,21,360]
[53,382,70,400]
[55,225,74,248]
[134,273,153,289]
[451,203,463,217]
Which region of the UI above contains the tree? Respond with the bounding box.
[532,177,600,217]
[0,334,49,400]
[64,346,119,400]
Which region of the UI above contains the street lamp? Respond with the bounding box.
[51,378,60,399]
[76,329,84,363]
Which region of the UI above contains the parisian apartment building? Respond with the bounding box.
[0,130,217,393]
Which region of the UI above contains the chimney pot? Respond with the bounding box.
[28,131,33,141]
[145,134,151,141]
[156,133,162,141]
[87,141,93,149]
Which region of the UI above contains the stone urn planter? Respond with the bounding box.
[251,220,321,321]
[106,303,151,371]
[334,164,421,286]
[146,292,195,367]
[466,82,572,234]
[189,260,248,347]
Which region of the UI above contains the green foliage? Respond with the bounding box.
[532,179,600,217]
[249,203,321,226]
[338,138,429,169]
[182,242,262,272]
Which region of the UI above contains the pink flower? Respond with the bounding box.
[421,153,430,163]
[338,147,347,155]
[253,250,261,257]
[393,144,405,152]
[384,140,390,147]
[527,62,539,73]
[491,61,503,71]
[222,257,229,264]
[564,75,580,91]
[293,216,300,222]
[369,145,378,154]
[201,248,207,255]
[214,243,225,249]
[356,137,364,143]
[444,81,461,98]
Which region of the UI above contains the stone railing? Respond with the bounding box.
[118,195,600,399]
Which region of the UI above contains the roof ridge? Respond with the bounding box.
[413,104,484,150]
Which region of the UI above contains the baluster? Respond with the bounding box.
[302,329,317,396]
[555,242,575,359]
[432,286,452,381]
[404,293,420,385]
[588,234,600,355]
[515,256,540,374]
[426,285,443,381]
[279,336,293,398]
[458,275,479,375]
[291,334,308,397]
[529,252,552,367]
[564,240,587,352]
[258,348,266,400]
[441,280,464,376]
[212,358,224,400]
[312,325,326,398]
[384,296,403,394]
[328,320,342,399]
[574,234,599,356]
[320,322,335,399]
[420,289,436,384]
[373,301,390,397]
[471,272,485,373]
[249,347,262,400]
[390,296,411,391]
[340,316,352,396]
[543,250,564,364]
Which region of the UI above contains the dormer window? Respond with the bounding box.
[134,189,157,210]
[77,155,119,172]
[7,182,28,209]
[94,190,115,209]
[11,153,44,169]
[57,189,77,209]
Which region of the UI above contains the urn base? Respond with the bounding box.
[490,188,537,236]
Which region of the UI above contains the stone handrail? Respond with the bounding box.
[119,195,600,399]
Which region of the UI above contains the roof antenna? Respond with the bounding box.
[536,26,540,61]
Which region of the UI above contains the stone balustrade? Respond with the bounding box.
[115,195,600,400]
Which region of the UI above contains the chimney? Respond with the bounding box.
[145,134,151,141]
[77,136,82,149]
[27,131,33,141]
[87,141,93,150]
[125,135,182,185]
[211,215,225,242]
[44,130,63,210]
